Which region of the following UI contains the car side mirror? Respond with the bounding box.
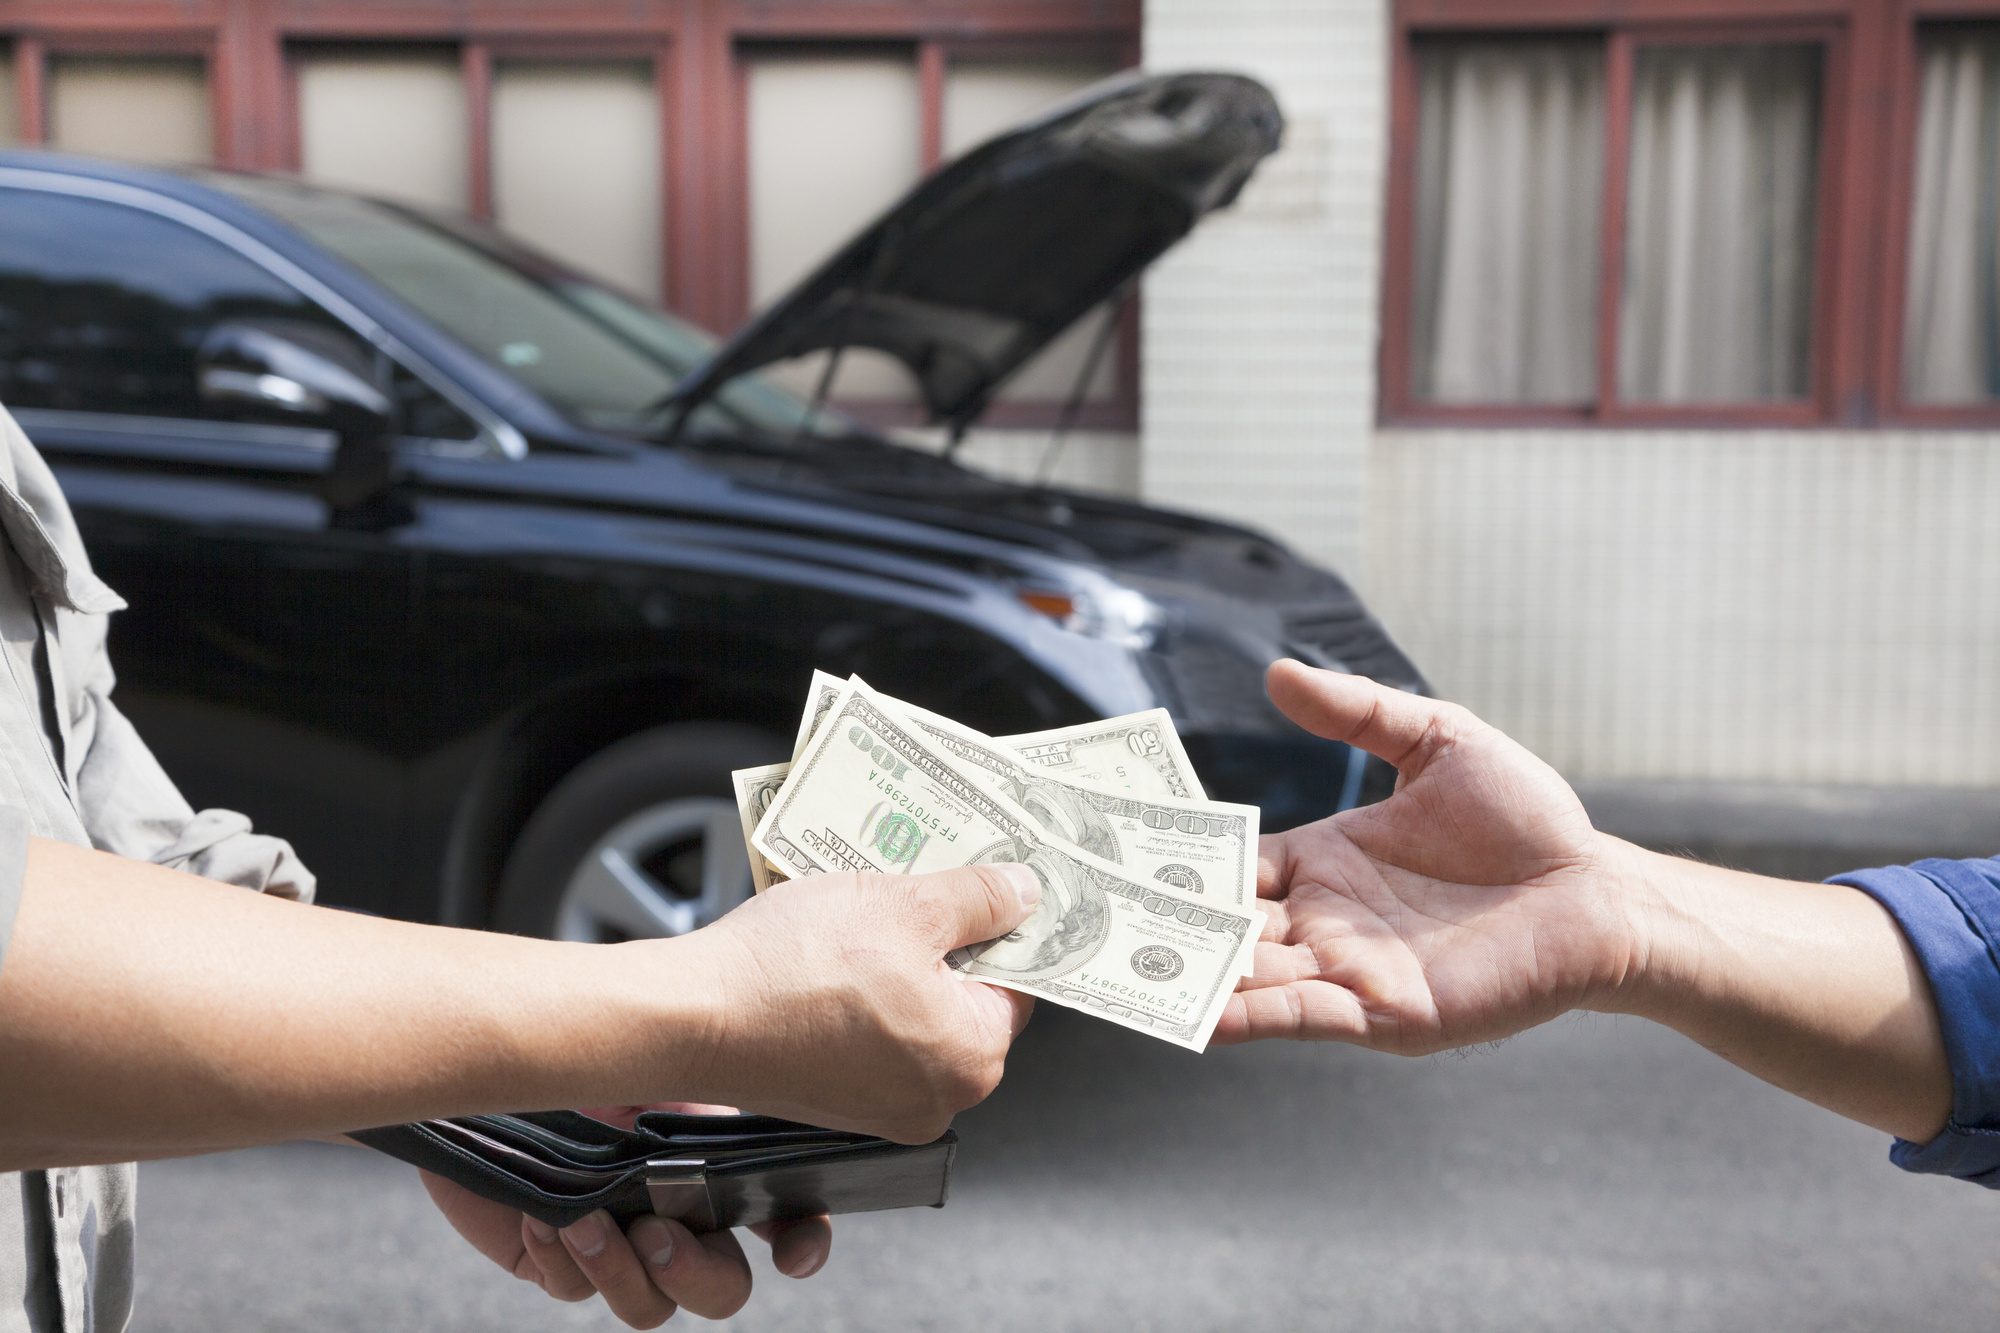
[196,320,398,509]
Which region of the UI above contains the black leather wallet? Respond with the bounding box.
[350,1109,957,1232]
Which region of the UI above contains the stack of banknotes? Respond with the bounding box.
[731,672,1265,1052]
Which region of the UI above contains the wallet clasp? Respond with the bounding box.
[644,1159,718,1231]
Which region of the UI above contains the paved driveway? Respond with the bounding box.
[130,1005,1999,1332]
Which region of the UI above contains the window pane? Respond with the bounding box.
[746,52,921,402]
[493,61,661,300]
[48,57,210,165]
[298,51,466,210]
[1619,43,1821,404]
[1410,37,1603,405]
[1903,28,2000,403]
[946,57,1121,406]
[0,190,355,420]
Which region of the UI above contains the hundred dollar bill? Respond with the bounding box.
[895,701,1259,975]
[752,678,1260,1050]
[795,670,1205,801]
[792,670,850,761]
[897,701,1257,904]
[731,762,794,893]
[792,675,1253,904]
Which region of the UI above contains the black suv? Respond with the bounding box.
[0,71,1422,941]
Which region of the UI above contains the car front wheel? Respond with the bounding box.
[491,723,786,941]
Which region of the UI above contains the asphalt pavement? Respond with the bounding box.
[130,1005,2000,1333]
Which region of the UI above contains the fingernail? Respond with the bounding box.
[633,1218,675,1269]
[562,1211,608,1259]
[784,1246,827,1279]
[999,862,1040,908]
[525,1217,556,1244]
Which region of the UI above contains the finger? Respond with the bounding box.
[1226,980,1375,1045]
[520,1214,598,1302]
[907,862,1042,950]
[1266,659,1461,772]
[1236,938,1322,990]
[1257,833,1287,899]
[751,1215,834,1280]
[954,979,1035,1039]
[628,1215,755,1320]
[418,1171,538,1281]
[559,1210,678,1328]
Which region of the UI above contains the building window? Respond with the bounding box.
[1393,3,2000,428]
[1904,25,2000,405]
[296,49,468,211]
[48,56,211,166]
[1619,43,1822,405]
[491,61,661,300]
[1393,20,1837,422]
[1410,37,1603,406]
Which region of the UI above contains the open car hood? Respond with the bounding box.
[666,70,1282,435]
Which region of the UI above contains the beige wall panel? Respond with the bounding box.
[48,58,210,165]
[1369,429,2000,785]
[942,58,1109,156]
[947,58,1122,405]
[748,54,920,400]
[897,427,1139,496]
[493,62,661,298]
[1143,0,1382,582]
[0,58,17,145]
[298,54,466,210]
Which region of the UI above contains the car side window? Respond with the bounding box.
[0,188,478,444]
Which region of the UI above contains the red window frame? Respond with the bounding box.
[2,1,1140,431]
[1383,0,2000,429]
[1876,2,2000,425]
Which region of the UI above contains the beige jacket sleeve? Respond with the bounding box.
[0,409,315,901]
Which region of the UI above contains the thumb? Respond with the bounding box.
[1266,658,1455,772]
[909,863,1042,950]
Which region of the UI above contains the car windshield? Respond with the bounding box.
[196,172,854,443]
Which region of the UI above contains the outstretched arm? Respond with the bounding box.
[0,835,1039,1164]
[1219,660,1951,1145]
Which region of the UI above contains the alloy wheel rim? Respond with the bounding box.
[554,796,752,942]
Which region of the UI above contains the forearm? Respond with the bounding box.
[0,838,727,1169]
[1599,838,1951,1142]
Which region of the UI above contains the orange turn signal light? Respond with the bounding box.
[1017,590,1076,622]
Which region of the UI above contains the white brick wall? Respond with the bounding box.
[1371,430,2000,785]
[1142,0,1387,581]
[1144,0,2000,786]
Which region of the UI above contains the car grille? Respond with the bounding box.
[1283,608,1424,689]
[1154,634,1284,734]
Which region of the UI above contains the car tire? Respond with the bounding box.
[491,723,787,941]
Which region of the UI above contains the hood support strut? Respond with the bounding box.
[1032,284,1129,486]
[799,221,903,446]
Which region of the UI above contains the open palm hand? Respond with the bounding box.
[1215,661,1641,1051]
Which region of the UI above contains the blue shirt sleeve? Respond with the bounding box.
[1830,856,2000,1185]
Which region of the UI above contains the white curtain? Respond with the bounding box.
[1412,39,1603,403]
[1903,31,2000,403]
[1618,45,1821,403]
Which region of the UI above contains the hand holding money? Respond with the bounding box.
[737,675,1264,1052]
[686,859,1041,1142]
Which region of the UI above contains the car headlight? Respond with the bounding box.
[1016,575,1164,650]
